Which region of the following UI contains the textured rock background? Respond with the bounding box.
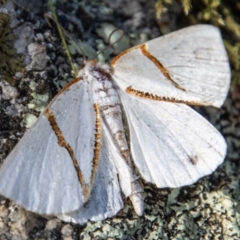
[0,0,239,239]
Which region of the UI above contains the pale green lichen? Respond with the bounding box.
[28,81,49,113]
[22,81,49,128]
[22,113,37,129]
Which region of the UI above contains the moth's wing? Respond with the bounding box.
[0,79,98,215]
[112,25,230,107]
[119,91,226,188]
[100,120,132,198]
[57,120,132,224]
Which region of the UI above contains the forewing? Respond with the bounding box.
[0,79,98,214]
[112,25,230,107]
[57,120,132,224]
[119,91,226,188]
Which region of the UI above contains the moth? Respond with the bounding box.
[0,25,230,224]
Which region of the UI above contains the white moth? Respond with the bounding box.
[0,25,230,224]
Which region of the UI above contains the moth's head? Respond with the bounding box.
[77,60,95,78]
[77,60,113,79]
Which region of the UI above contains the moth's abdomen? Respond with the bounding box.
[96,85,127,151]
[98,88,145,216]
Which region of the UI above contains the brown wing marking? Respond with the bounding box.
[90,104,101,187]
[140,44,185,91]
[111,42,185,91]
[111,47,137,66]
[44,103,101,202]
[126,86,206,106]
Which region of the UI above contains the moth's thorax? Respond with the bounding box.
[77,60,113,83]
[78,61,127,145]
[78,61,120,107]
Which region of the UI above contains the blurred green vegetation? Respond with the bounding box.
[0,12,25,85]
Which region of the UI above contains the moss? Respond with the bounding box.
[225,41,240,85]
[155,0,191,19]
[0,0,7,6]
[0,12,25,85]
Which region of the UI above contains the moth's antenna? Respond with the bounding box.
[95,29,124,59]
[44,13,86,63]
[46,0,87,76]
